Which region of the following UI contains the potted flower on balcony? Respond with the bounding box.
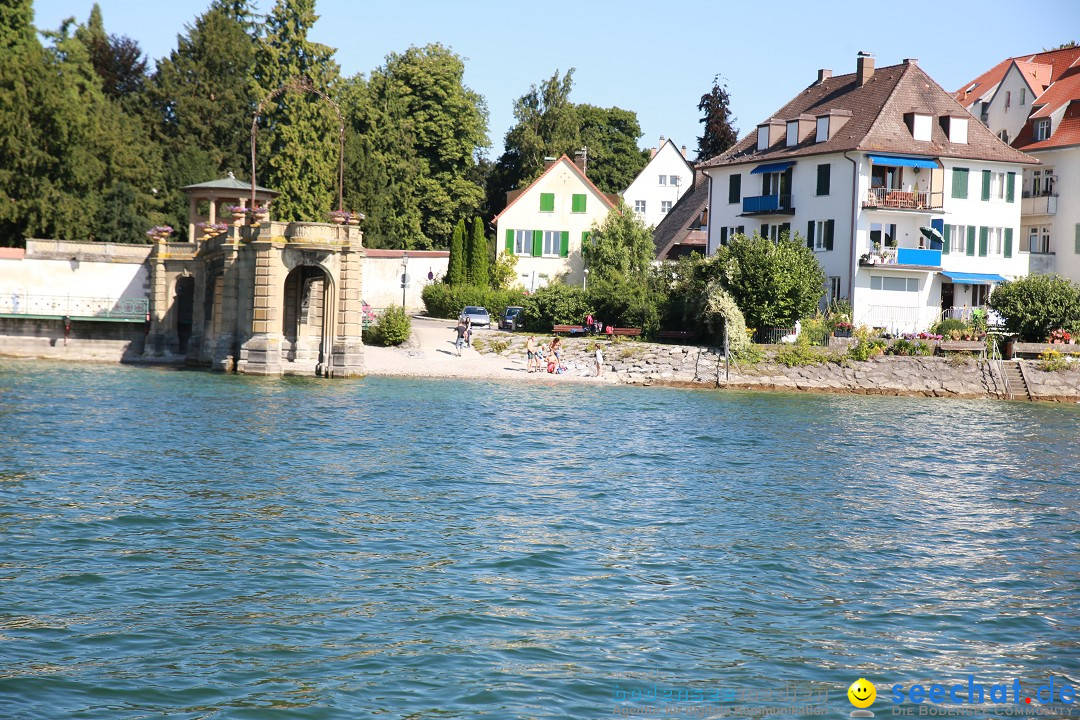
[146,225,173,242]
[195,222,228,241]
[247,206,269,224]
[833,321,854,338]
[347,211,364,226]
[329,209,350,224]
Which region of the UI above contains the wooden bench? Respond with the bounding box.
[552,324,586,335]
[937,341,986,353]
[609,327,642,337]
[658,330,697,343]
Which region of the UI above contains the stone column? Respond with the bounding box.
[143,241,169,357]
[211,239,242,372]
[188,195,198,243]
[238,237,284,375]
[331,234,365,377]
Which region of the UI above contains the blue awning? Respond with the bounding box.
[750,161,794,174]
[867,154,938,169]
[941,271,1007,285]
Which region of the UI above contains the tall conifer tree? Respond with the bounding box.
[467,218,488,288]
[447,219,467,285]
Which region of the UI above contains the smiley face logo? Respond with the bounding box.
[848,678,877,709]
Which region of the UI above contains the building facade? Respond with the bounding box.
[623,137,694,229]
[955,47,1080,282]
[494,155,617,291]
[700,55,1035,333]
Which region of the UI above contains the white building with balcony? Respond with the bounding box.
[699,54,1035,333]
[623,137,694,230]
[955,47,1080,281]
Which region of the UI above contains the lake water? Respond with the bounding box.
[1,360,1077,720]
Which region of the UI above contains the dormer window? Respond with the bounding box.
[757,126,769,151]
[816,116,829,142]
[942,115,968,144]
[786,121,799,147]
[1034,118,1051,141]
[905,112,932,141]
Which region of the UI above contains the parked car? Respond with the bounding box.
[499,306,524,331]
[459,305,490,327]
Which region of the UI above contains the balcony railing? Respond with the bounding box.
[1020,194,1057,216]
[742,194,794,215]
[859,247,942,268]
[0,294,149,321]
[862,188,943,210]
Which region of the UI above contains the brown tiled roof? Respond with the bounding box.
[700,60,1035,170]
[652,170,708,258]
[1016,100,1080,151]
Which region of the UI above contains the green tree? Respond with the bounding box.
[345,44,488,248]
[696,75,738,162]
[576,104,649,193]
[988,274,1080,341]
[97,182,149,243]
[467,217,489,287]
[446,219,467,285]
[78,4,147,107]
[148,0,258,232]
[252,0,340,222]
[714,233,826,328]
[582,202,653,284]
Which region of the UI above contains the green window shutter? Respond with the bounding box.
[952,168,969,199]
[943,224,951,254]
[505,228,514,254]
[532,229,543,256]
[978,226,988,256]
[720,227,729,245]
[540,193,554,212]
[966,226,976,256]
[816,164,831,196]
[1006,172,1016,202]
[736,225,744,235]
[581,231,590,248]
[806,220,815,249]
[571,194,586,213]
[559,231,569,258]
[1075,224,1080,254]
[981,170,991,201]
[1004,228,1013,258]
[728,175,741,204]
[825,220,835,251]
[761,223,769,239]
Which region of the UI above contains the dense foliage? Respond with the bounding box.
[988,274,1080,341]
[420,283,526,320]
[581,202,655,284]
[696,75,738,162]
[713,233,826,328]
[369,304,412,346]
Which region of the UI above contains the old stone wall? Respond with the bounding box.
[477,335,1080,401]
[0,317,146,362]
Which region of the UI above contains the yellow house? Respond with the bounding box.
[494,154,617,291]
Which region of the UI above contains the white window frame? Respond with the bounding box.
[813,220,828,251]
[1034,119,1051,141]
[634,200,646,214]
[542,230,560,257]
[829,277,841,302]
[988,226,1004,255]
[514,229,531,255]
[989,171,1006,201]
[972,284,990,307]
[1029,226,1051,254]
[660,200,673,215]
[949,225,967,255]
[669,175,681,186]
[658,175,667,186]
[870,275,919,293]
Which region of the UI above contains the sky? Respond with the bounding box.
[31,0,1080,163]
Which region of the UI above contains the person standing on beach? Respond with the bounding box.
[526,336,538,373]
[594,344,604,377]
[454,320,467,356]
[464,316,473,346]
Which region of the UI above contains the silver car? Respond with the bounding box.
[459,305,490,327]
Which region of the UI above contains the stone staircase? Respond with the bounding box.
[1001,360,1032,401]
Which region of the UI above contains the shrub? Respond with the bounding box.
[773,344,829,367]
[586,276,662,338]
[988,274,1080,341]
[370,305,412,346]
[488,339,511,354]
[421,283,527,320]
[519,284,589,332]
[931,318,969,337]
[1037,349,1073,372]
[847,338,888,362]
[887,339,931,357]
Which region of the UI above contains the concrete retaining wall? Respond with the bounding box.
[0,317,147,362]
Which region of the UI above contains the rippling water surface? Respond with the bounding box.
[0,360,1077,719]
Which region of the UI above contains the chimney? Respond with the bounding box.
[659,135,666,149]
[680,144,687,158]
[574,148,587,174]
[544,156,557,169]
[903,58,918,66]
[817,69,832,84]
[857,52,875,86]
[650,147,657,159]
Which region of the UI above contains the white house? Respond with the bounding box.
[955,47,1080,282]
[494,154,617,291]
[699,54,1036,334]
[623,137,694,229]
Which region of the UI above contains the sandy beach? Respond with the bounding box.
[362,315,617,384]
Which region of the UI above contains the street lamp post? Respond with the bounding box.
[583,267,589,290]
[401,252,409,310]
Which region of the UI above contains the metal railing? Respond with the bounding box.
[862,188,943,210]
[0,294,148,320]
[742,194,794,214]
[854,305,925,334]
[753,326,829,345]
[987,337,1010,400]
